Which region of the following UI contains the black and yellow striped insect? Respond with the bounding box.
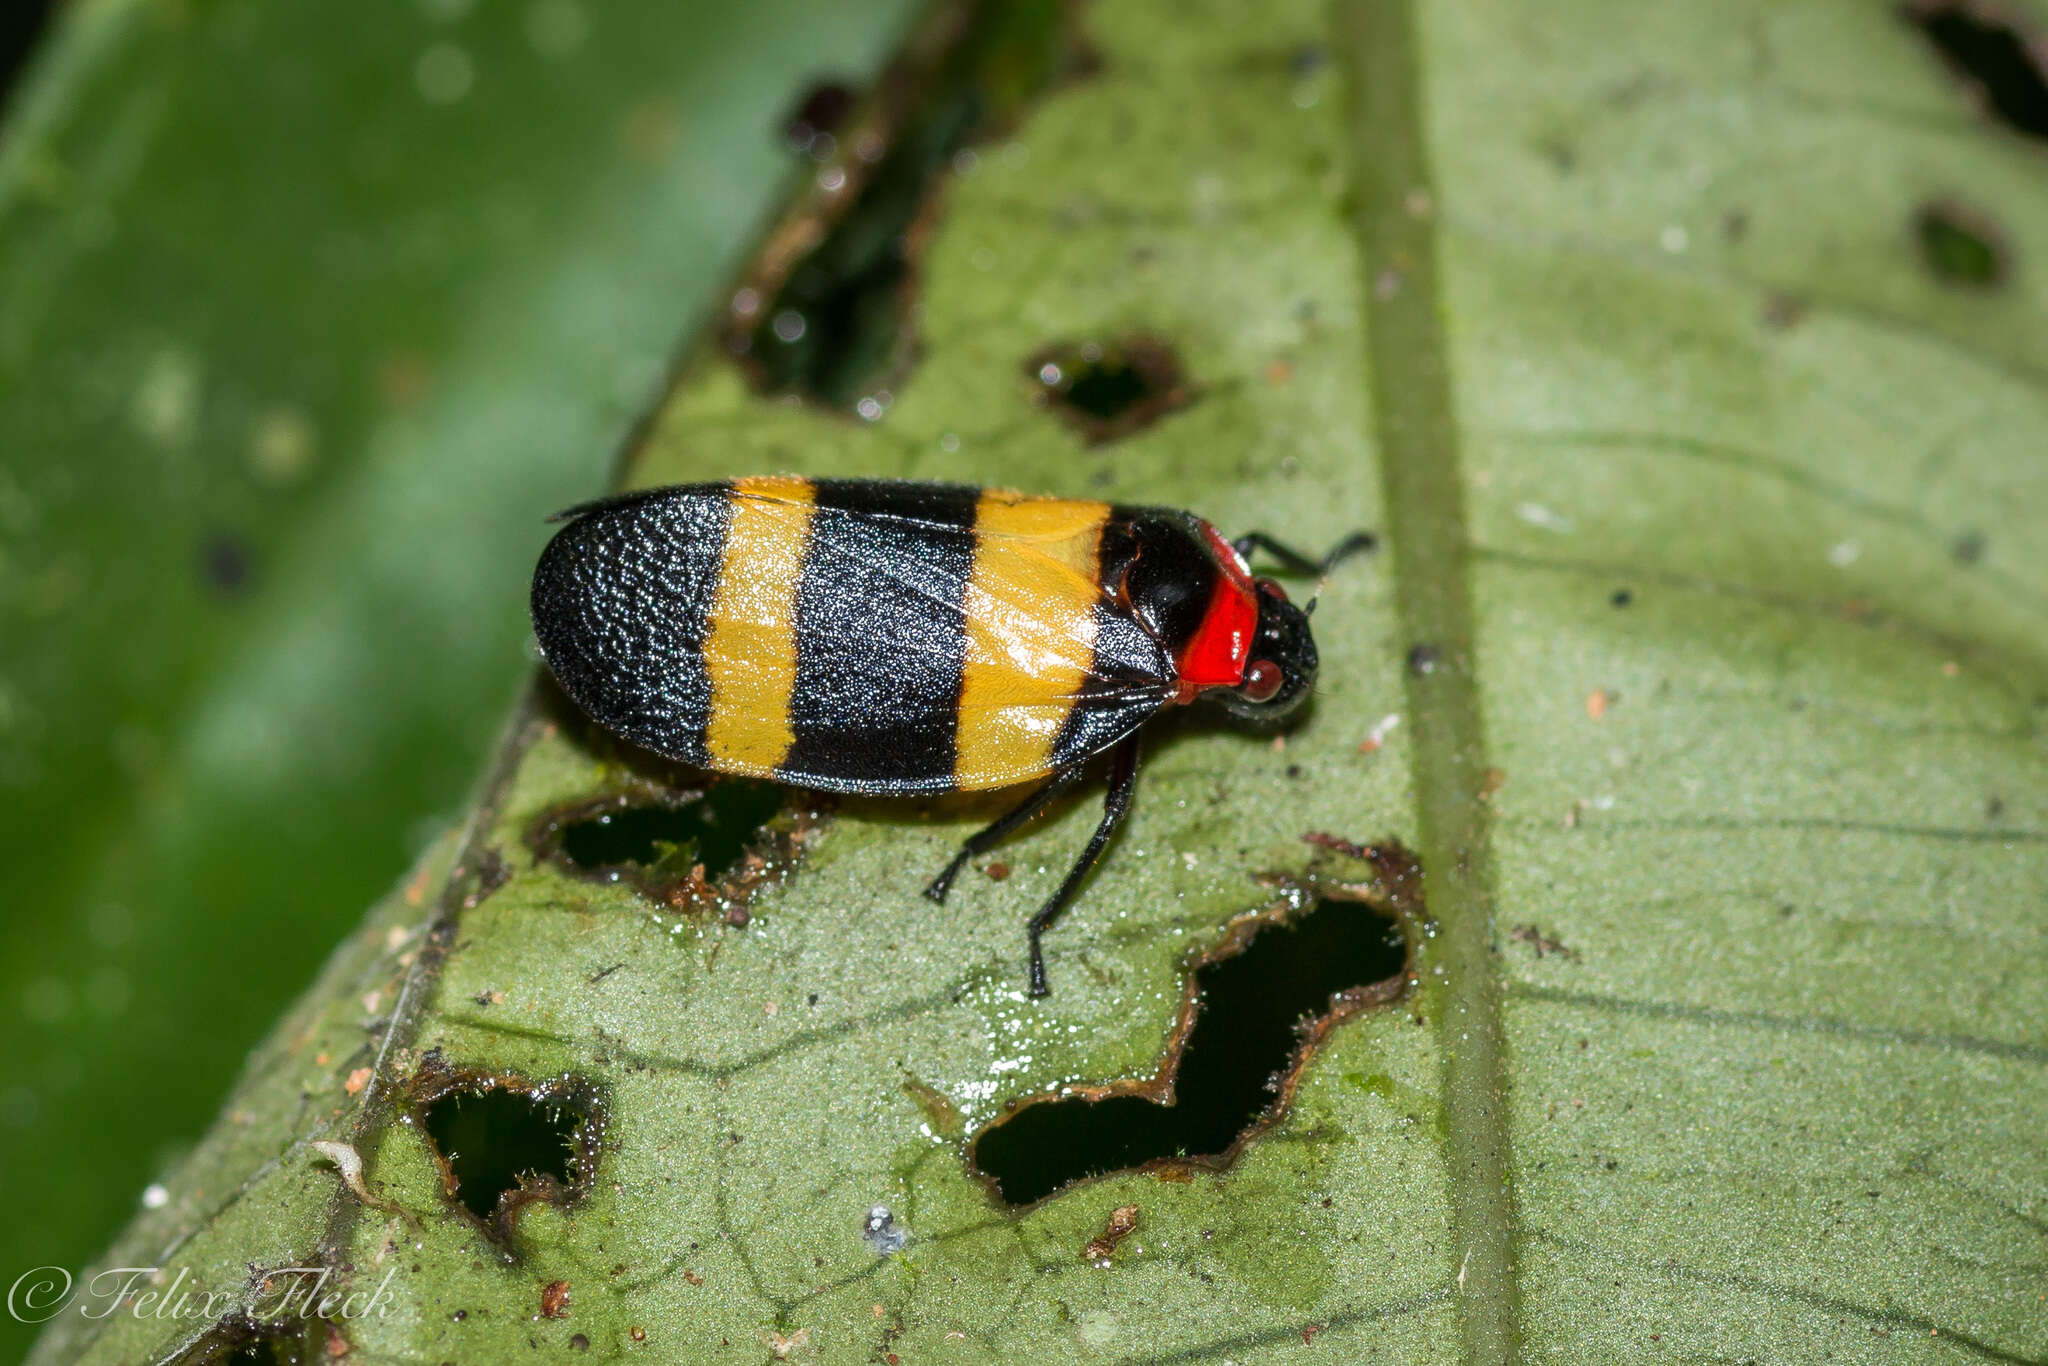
[530,477,1368,996]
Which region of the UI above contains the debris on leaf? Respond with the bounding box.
[1084,1204,1140,1265]
[310,1140,375,1205]
[863,1204,909,1255]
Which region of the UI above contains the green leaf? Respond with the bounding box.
[34,0,2048,1363]
[0,0,919,1353]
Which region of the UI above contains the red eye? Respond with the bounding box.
[1242,659,1284,703]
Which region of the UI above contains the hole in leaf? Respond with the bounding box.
[1025,335,1192,444]
[1901,0,2048,139]
[783,78,857,156]
[531,780,812,917]
[412,1057,604,1251]
[177,1317,317,1366]
[425,1090,577,1222]
[723,0,1090,413]
[970,880,1412,1208]
[1914,199,2009,285]
[559,782,784,879]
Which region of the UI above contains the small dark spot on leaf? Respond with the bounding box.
[1406,643,1441,675]
[783,79,856,156]
[1288,42,1327,76]
[1510,924,1577,960]
[1915,199,2009,285]
[569,1334,590,1353]
[1952,530,1987,563]
[1723,209,1750,242]
[1761,291,1810,329]
[1610,588,1633,608]
[1536,135,1576,174]
[1026,334,1192,444]
[971,862,1414,1208]
[1901,0,2048,140]
[1985,794,2005,820]
[200,533,255,598]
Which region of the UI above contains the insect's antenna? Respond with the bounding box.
[1316,531,1378,573]
[1301,531,1377,617]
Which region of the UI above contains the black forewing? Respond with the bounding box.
[531,479,1181,793]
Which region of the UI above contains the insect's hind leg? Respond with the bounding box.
[1232,530,1377,577]
[1025,733,1142,998]
[923,764,1086,905]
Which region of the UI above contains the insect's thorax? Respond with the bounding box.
[1109,509,1256,701]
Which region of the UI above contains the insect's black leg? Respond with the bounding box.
[1232,530,1377,577]
[923,765,1085,905]
[1026,732,1142,998]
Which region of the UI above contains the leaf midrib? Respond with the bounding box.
[1340,1,1525,1361]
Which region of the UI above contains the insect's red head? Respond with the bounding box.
[1213,578,1318,723]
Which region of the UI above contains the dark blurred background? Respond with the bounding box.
[0,2,914,1358]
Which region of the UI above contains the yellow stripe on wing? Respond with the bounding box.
[703,476,816,775]
[954,492,1109,790]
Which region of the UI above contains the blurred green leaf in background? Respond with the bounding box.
[0,0,917,1358]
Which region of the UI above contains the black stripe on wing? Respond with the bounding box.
[778,481,981,790]
[530,482,733,766]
